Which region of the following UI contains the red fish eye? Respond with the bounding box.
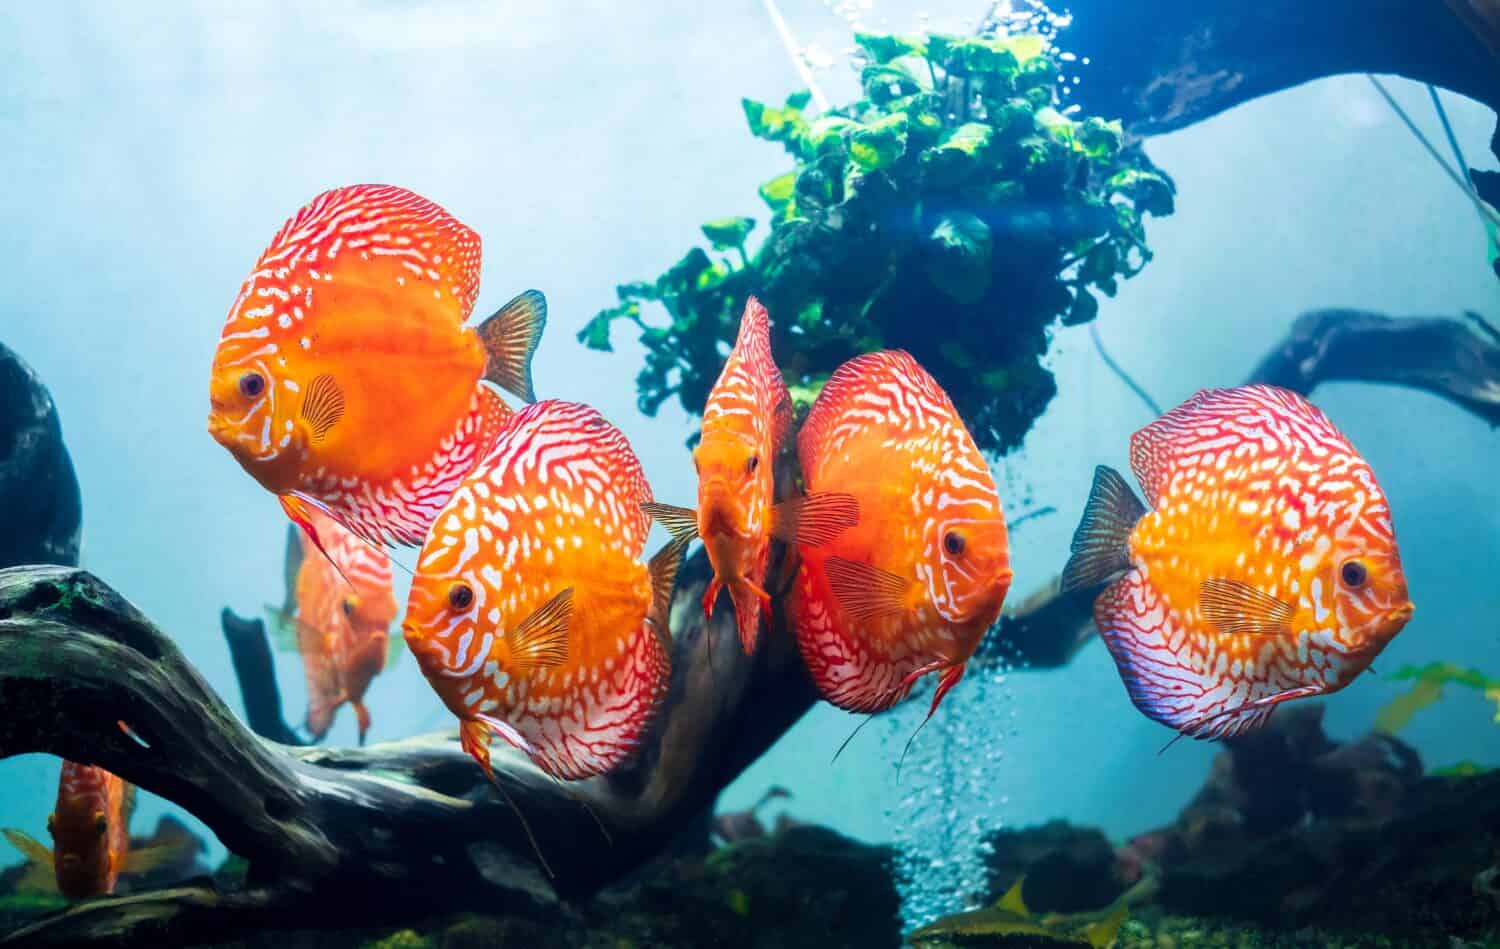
[746,455,759,475]
[1340,560,1368,588]
[341,598,357,618]
[238,372,266,398]
[943,531,965,556]
[447,582,474,611]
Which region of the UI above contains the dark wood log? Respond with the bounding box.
[218,608,305,747]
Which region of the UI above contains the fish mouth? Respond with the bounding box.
[1386,602,1415,626]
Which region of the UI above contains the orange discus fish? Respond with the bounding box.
[791,350,1013,718]
[643,297,858,654]
[1060,384,1415,739]
[207,184,545,550]
[402,400,679,782]
[268,508,400,744]
[2,762,189,900]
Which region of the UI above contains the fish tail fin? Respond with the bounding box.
[478,289,547,403]
[2,830,57,894]
[353,701,372,746]
[1085,902,1130,949]
[647,535,689,652]
[1060,465,1145,593]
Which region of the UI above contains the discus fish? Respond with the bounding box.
[642,297,858,654]
[1060,384,1415,739]
[402,400,679,782]
[207,184,545,550]
[267,508,400,744]
[791,350,1013,717]
[2,762,190,900]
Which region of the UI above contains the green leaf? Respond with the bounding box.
[922,122,992,185]
[758,171,796,212]
[939,341,977,369]
[658,247,713,295]
[795,298,824,329]
[848,113,909,171]
[1003,34,1048,64]
[803,116,858,157]
[1063,286,1098,326]
[854,32,926,64]
[1077,117,1123,160]
[924,211,993,304]
[700,216,755,251]
[785,90,812,110]
[861,63,926,104]
[578,304,631,351]
[1080,243,1117,285]
[1109,167,1177,216]
[742,97,807,148]
[787,376,829,407]
[616,280,658,302]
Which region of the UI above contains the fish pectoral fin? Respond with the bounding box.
[121,835,198,875]
[640,502,699,542]
[506,588,572,671]
[994,875,1029,917]
[262,604,302,652]
[3,829,53,868]
[770,492,860,547]
[1060,465,1145,593]
[1198,578,1294,637]
[823,556,909,621]
[300,373,346,443]
[647,535,691,650]
[477,289,547,403]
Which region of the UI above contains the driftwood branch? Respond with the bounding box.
[975,308,1500,669]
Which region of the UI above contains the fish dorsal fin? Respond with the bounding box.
[641,502,700,542]
[300,374,345,443]
[1084,902,1129,949]
[995,876,1029,917]
[770,492,860,547]
[1060,465,1145,593]
[507,588,572,671]
[281,523,304,618]
[647,535,689,651]
[823,556,910,621]
[477,290,547,404]
[1199,578,1294,637]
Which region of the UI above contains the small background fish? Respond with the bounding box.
[268,508,399,743]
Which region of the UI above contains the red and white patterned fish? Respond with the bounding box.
[1061,384,1415,738]
[207,184,544,552]
[401,400,678,782]
[791,351,1013,717]
[643,297,858,655]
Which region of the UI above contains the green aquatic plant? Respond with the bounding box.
[580,30,1173,454]
[1374,662,1500,735]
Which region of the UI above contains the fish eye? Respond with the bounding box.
[1340,559,1368,588]
[447,582,474,611]
[746,454,759,475]
[341,597,357,618]
[238,372,266,398]
[943,531,965,556]
[93,815,107,836]
[45,814,55,835]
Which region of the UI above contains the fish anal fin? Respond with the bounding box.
[460,718,497,783]
[353,701,372,746]
[1084,902,1129,949]
[995,875,1029,916]
[641,502,699,542]
[507,588,572,671]
[770,492,859,547]
[300,373,345,443]
[728,582,765,655]
[1174,684,1325,742]
[823,556,909,621]
[1199,578,1294,637]
[1060,465,1144,594]
[478,289,547,403]
[279,494,356,588]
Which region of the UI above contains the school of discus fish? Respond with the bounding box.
[6,181,1420,896]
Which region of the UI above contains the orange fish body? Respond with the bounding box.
[791,351,1013,715]
[1,762,129,899]
[690,298,789,653]
[402,400,674,781]
[208,184,544,547]
[283,509,399,742]
[1061,385,1415,738]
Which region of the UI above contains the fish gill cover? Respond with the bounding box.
[579,28,1173,454]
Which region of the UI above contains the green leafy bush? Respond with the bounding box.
[580,31,1174,453]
